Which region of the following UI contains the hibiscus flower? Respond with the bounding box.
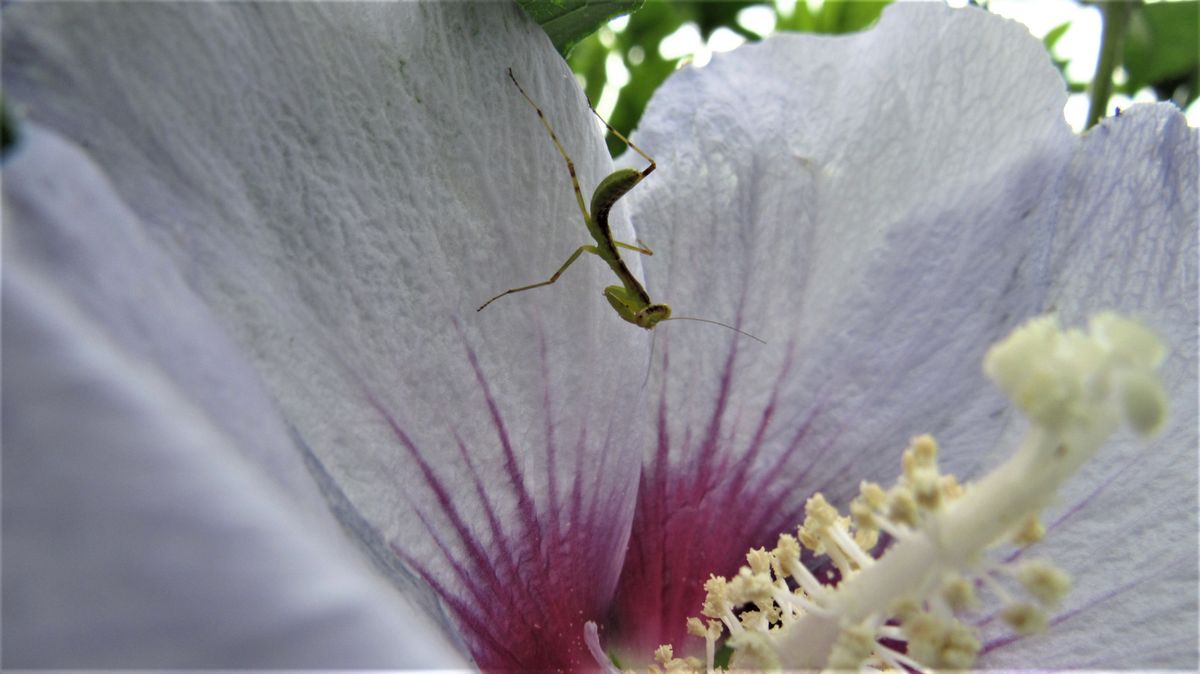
[3,2,1195,671]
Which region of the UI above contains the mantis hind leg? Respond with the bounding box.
[478,244,599,312]
[508,68,591,226]
[586,98,656,178]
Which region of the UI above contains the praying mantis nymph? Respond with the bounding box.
[478,68,764,344]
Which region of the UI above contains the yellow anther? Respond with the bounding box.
[702,575,730,619]
[654,645,674,666]
[853,526,879,552]
[1001,602,1048,635]
[763,603,782,625]
[806,493,839,527]
[686,617,707,638]
[739,609,767,631]
[940,622,981,668]
[1016,560,1072,607]
[912,470,943,510]
[773,533,802,576]
[649,643,702,673]
[911,434,939,465]
[726,630,780,671]
[887,487,919,527]
[824,622,875,670]
[941,573,977,611]
[849,497,876,530]
[1012,513,1045,546]
[730,567,774,606]
[905,436,945,511]
[797,527,820,552]
[747,547,772,575]
[897,611,981,669]
[940,473,964,501]
[860,481,887,509]
[902,612,946,665]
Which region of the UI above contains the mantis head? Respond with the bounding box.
[634,303,672,329]
[604,286,762,342]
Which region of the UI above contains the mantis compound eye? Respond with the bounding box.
[638,304,671,329]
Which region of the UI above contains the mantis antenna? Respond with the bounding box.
[641,317,764,388]
[663,317,765,344]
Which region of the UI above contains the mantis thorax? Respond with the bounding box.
[590,168,646,226]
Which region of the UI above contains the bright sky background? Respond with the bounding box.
[602,0,1199,132]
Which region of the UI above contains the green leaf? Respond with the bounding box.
[1041,21,1073,85]
[517,0,644,56]
[1121,1,1199,105]
[1042,20,1070,50]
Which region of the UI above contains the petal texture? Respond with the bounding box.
[5,3,647,669]
[3,126,465,668]
[609,4,1196,667]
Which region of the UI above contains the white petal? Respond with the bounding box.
[4,127,466,668]
[5,3,646,668]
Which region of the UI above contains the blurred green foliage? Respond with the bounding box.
[572,1,739,156]
[775,0,889,33]
[1074,0,1197,128]
[1120,1,1198,106]
[517,0,1196,152]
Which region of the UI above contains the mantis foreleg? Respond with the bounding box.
[614,239,654,256]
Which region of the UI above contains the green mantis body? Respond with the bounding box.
[577,166,673,329]
[479,69,762,343]
[478,69,669,329]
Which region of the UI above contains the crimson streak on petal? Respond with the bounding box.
[370,334,633,672]
[606,336,830,659]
